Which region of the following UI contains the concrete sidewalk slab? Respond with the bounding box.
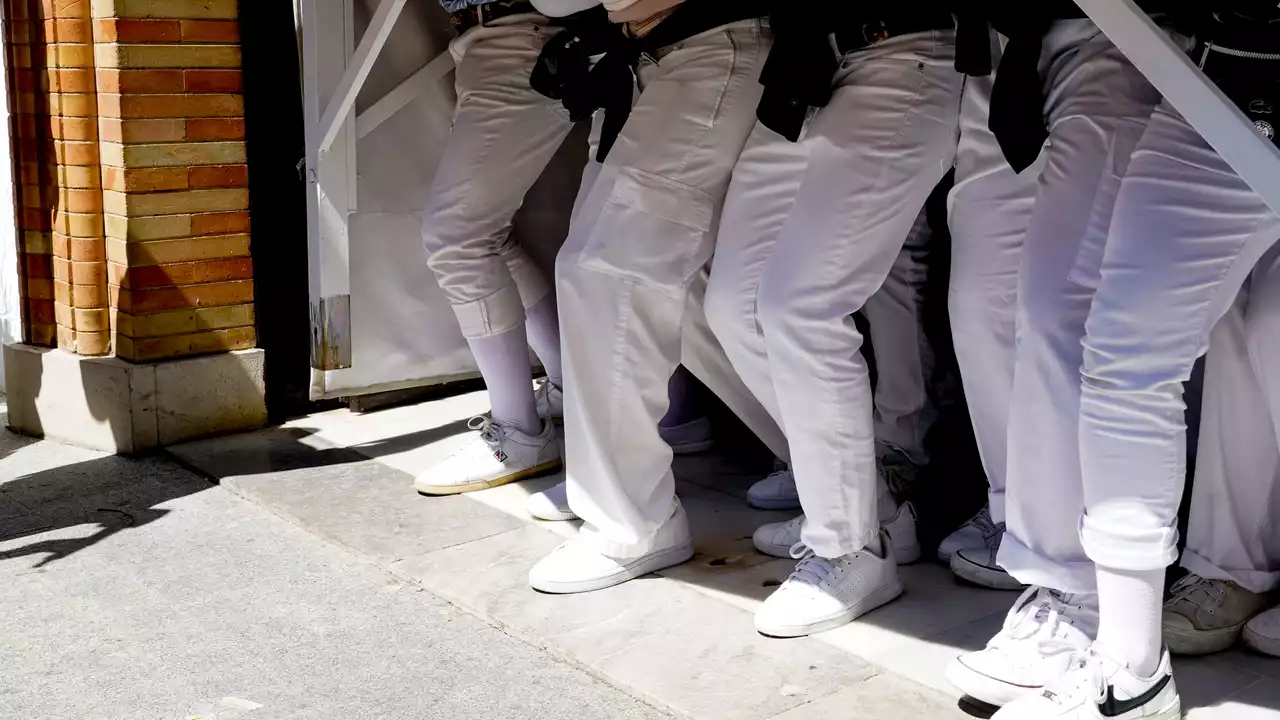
[0,430,669,720]
[170,392,1280,720]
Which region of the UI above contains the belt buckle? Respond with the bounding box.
[863,20,889,45]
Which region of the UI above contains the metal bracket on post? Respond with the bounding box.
[1073,0,1280,216]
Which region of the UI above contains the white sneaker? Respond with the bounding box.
[659,416,714,455]
[939,504,998,563]
[747,468,800,511]
[414,416,562,496]
[529,502,694,594]
[526,481,577,522]
[1162,573,1270,656]
[1243,605,1280,658]
[951,527,1025,591]
[753,514,805,558]
[754,529,903,638]
[991,644,1180,720]
[947,587,1099,707]
[753,504,920,565]
[535,378,563,423]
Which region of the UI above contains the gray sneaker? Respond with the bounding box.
[1163,573,1270,656]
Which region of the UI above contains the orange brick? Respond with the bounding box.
[42,18,90,43]
[99,117,185,143]
[26,277,55,301]
[180,20,239,43]
[11,68,36,91]
[28,321,56,347]
[49,115,97,140]
[97,68,184,93]
[103,92,243,119]
[93,19,181,43]
[184,69,241,93]
[186,118,242,141]
[191,210,248,236]
[188,164,246,188]
[25,253,52,278]
[53,233,105,262]
[111,256,253,289]
[113,279,254,314]
[56,187,102,213]
[102,165,188,192]
[53,139,97,165]
[44,67,94,92]
[29,298,54,325]
[117,325,254,362]
[39,0,91,19]
[53,278,107,308]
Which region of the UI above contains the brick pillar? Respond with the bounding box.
[94,0,254,362]
[7,0,109,354]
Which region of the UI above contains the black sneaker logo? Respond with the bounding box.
[1098,674,1171,718]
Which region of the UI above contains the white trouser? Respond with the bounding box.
[863,208,936,467]
[1183,250,1280,594]
[946,34,1044,524]
[996,20,1176,593]
[559,21,779,558]
[705,31,963,558]
[1079,100,1280,581]
[422,19,575,339]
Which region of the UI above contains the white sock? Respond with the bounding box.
[468,328,540,435]
[1095,566,1165,677]
[524,295,562,388]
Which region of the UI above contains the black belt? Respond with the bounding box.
[451,0,536,34]
[531,0,771,161]
[758,10,955,142]
[833,14,956,55]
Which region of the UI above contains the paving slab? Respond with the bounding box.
[391,524,894,720]
[173,397,1280,720]
[170,427,526,563]
[0,433,669,720]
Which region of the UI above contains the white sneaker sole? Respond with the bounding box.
[950,553,1026,591]
[1243,623,1280,658]
[1164,620,1246,656]
[755,579,904,638]
[753,535,793,559]
[945,656,1042,707]
[530,540,695,594]
[415,459,563,497]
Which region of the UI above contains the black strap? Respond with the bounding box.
[532,0,771,162]
[988,21,1052,174]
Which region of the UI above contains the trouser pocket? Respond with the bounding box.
[578,167,716,298]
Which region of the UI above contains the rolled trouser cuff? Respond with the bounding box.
[1180,548,1280,595]
[998,530,1097,593]
[452,284,528,340]
[1079,509,1180,574]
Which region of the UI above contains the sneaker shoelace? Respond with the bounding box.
[994,586,1086,658]
[785,543,837,587]
[966,506,1004,547]
[1038,647,1110,708]
[469,415,505,449]
[1169,573,1227,611]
